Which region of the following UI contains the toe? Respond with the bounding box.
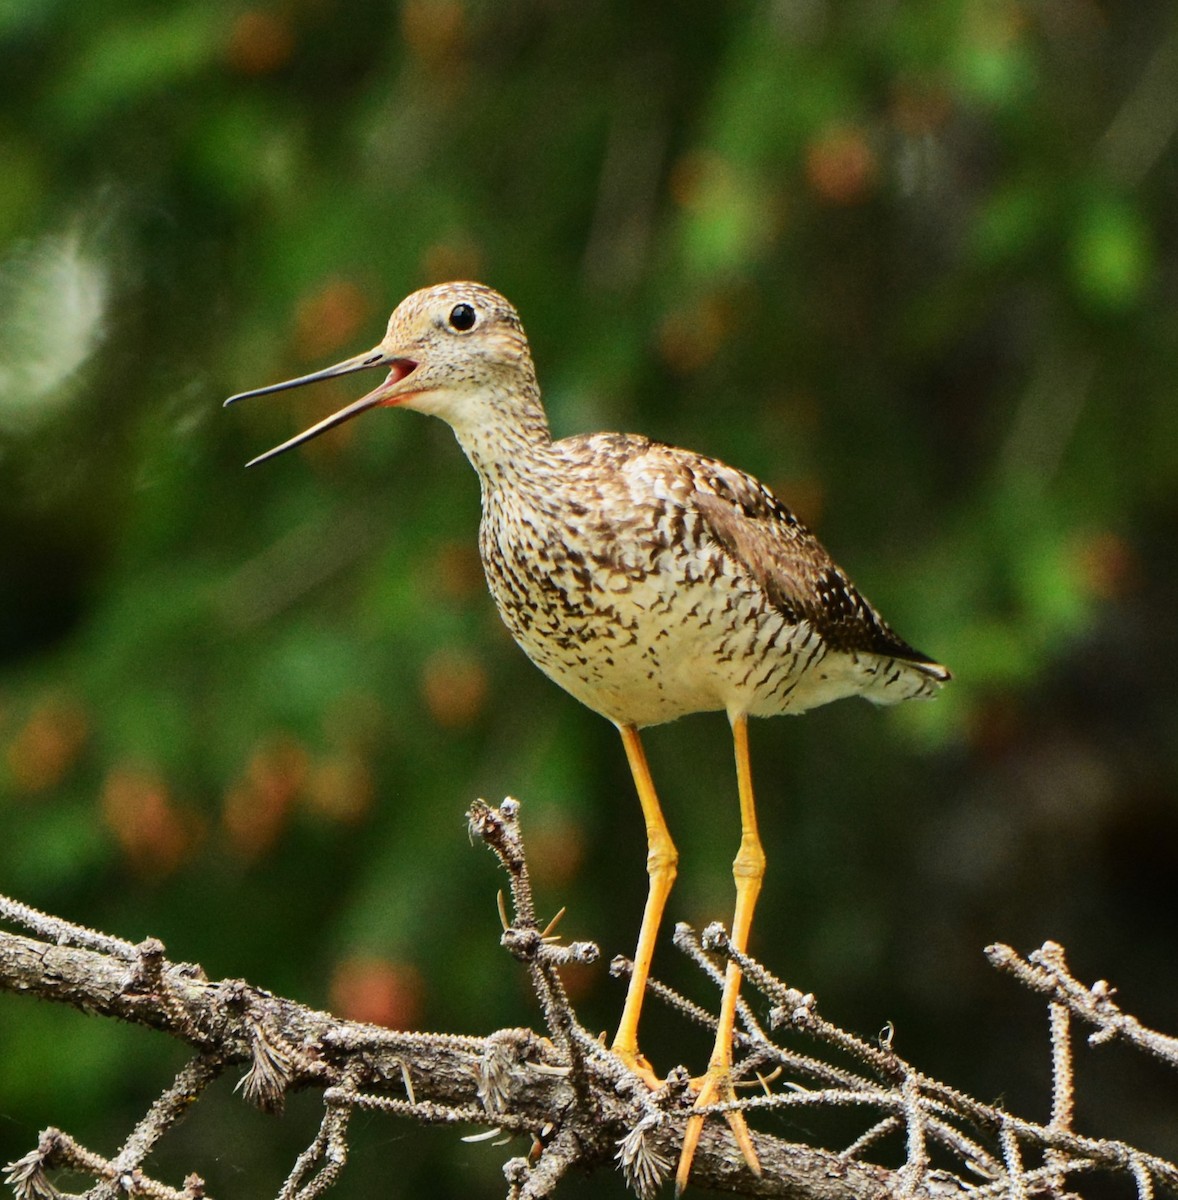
[612,1045,663,1090]
[674,1067,761,1191]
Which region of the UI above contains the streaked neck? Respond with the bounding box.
[448,383,552,482]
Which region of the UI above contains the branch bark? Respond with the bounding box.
[3,803,1176,1200]
[0,925,891,1200]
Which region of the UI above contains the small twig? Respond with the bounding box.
[5,808,1178,1200]
[999,1119,1028,1200]
[1046,995,1075,1186]
[922,1116,1002,1181]
[512,1127,578,1200]
[5,1127,203,1200]
[839,1116,901,1161]
[0,895,139,959]
[674,923,767,1047]
[281,1113,350,1200]
[1131,1153,1157,1200]
[897,1072,929,1197]
[332,1088,532,1131]
[969,1157,1100,1200]
[279,1082,355,1200]
[470,799,599,1084]
[988,941,1178,1068]
[470,798,537,930]
[113,1057,224,1176]
[611,954,726,1034]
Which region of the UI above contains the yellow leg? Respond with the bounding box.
[676,712,764,1192]
[611,723,678,1084]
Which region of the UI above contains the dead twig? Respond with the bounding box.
[2,800,1176,1200]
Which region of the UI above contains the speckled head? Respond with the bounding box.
[225,282,543,467]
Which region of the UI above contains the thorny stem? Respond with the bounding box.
[278,1095,352,1200]
[664,931,878,1097]
[5,804,1178,1200]
[675,923,767,1047]
[0,894,139,959]
[999,1120,1029,1200]
[1047,996,1075,1185]
[611,954,728,1036]
[6,1127,204,1200]
[114,1056,224,1173]
[838,1116,901,1162]
[470,799,538,930]
[989,941,1178,1068]
[469,800,600,1094]
[898,1073,929,1197]
[1131,1154,1156,1200]
[715,925,1027,1149]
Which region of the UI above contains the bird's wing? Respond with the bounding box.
[681,454,945,670]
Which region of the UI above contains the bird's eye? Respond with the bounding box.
[448,303,477,332]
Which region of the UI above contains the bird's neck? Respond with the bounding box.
[447,384,553,484]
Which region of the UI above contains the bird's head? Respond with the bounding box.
[225,282,540,467]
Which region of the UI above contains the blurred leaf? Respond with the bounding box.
[50,7,225,130]
[950,2,1036,109]
[3,798,111,895]
[0,0,62,39]
[1069,189,1150,311]
[969,176,1051,266]
[0,132,44,244]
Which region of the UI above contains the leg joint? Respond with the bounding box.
[647,843,679,877]
[732,840,766,881]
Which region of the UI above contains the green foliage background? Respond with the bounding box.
[2,2,1177,1196]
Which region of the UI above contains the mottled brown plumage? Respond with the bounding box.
[227,281,949,1189]
[477,428,946,731]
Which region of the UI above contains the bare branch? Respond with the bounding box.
[0,901,887,1199]
[2,802,1177,1200]
[987,941,1178,1068]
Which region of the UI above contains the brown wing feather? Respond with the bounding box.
[689,459,947,673]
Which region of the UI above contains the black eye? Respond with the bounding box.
[448,303,477,332]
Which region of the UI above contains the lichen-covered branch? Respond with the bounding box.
[2,800,1176,1200]
[987,940,1178,1069]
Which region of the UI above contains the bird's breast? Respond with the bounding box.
[476,490,821,727]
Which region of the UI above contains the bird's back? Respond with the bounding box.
[477,431,948,729]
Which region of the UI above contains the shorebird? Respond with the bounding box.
[226,281,949,1188]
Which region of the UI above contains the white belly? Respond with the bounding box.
[488,545,840,727]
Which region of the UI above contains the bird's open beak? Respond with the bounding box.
[224,348,417,467]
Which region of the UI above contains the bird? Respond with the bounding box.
[226,281,949,1189]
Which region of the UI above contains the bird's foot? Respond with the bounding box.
[610,1043,664,1091]
[675,1063,760,1194]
